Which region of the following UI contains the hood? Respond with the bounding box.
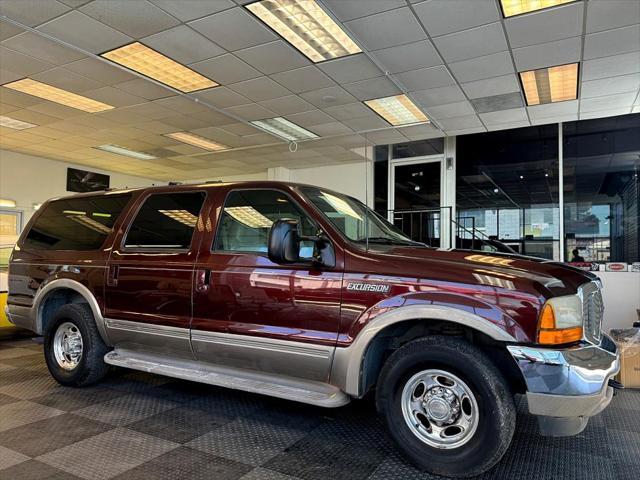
[348,245,596,299]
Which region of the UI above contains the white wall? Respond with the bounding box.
[0,150,157,226]
[596,271,640,331]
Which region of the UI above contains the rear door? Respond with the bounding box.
[104,189,209,358]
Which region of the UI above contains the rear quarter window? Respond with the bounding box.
[22,194,132,251]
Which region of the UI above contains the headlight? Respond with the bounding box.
[537,295,583,345]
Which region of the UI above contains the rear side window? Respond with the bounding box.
[23,194,132,251]
[124,192,206,250]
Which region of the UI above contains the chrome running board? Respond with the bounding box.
[104,349,350,408]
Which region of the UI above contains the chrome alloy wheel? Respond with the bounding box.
[401,369,479,449]
[53,322,83,370]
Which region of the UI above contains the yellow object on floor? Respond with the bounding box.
[0,291,11,327]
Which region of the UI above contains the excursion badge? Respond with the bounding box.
[346,282,390,293]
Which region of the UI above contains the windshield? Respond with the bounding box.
[300,187,423,246]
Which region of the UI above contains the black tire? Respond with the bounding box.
[376,336,515,478]
[44,303,110,387]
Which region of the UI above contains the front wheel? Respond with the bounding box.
[376,336,515,478]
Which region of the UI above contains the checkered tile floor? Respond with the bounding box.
[0,336,638,480]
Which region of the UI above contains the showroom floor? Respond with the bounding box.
[0,336,638,480]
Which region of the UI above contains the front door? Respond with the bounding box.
[104,190,209,358]
[192,188,342,382]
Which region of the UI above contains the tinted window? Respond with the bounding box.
[214,190,315,255]
[23,194,132,251]
[124,192,205,249]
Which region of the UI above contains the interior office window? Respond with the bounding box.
[563,114,640,263]
[124,192,205,249]
[456,125,559,259]
[214,190,316,256]
[23,194,132,251]
[392,138,444,159]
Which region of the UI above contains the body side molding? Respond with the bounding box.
[330,304,517,396]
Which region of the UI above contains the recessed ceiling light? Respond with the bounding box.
[246,0,361,63]
[101,42,218,93]
[0,115,38,130]
[2,79,114,113]
[519,63,578,106]
[250,117,318,141]
[96,144,157,160]
[0,199,17,208]
[364,94,429,126]
[500,0,576,17]
[165,132,229,152]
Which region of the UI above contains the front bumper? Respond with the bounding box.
[507,334,620,436]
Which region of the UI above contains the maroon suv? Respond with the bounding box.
[6,181,620,477]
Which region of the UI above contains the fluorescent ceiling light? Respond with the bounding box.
[246,0,361,62]
[364,94,429,126]
[250,117,318,141]
[96,144,157,160]
[165,132,229,152]
[500,0,576,17]
[519,63,578,106]
[159,209,198,227]
[67,215,112,234]
[0,199,17,208]
[225,206,273,228]
[101,42,217,93]
[2,79,114,113]
[0,115,37,130]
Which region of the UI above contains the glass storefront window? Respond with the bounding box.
[374,145,389,215]
[563,114,640,263]
[392,138,444,159]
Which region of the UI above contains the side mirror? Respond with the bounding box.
[268,218,302,264]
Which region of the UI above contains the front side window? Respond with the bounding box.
[214,189,316,256]
[124,192,205,249]
[300,187,421,246]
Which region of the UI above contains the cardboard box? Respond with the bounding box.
[610,328,640,389]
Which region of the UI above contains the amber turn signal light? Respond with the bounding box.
[537,303,583,345]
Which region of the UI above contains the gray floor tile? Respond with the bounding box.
[73,393,179,427]
[0,401,64,433]
[0,459,82,479]
[128,405,223,444]
[0,348,38,360]
[240,467,303,480]
[111,446,252,480]
[0,444,29,471]
[0,413,113,457]
[0,367,45,388]
[0,376,60,400]
[33,386,127,412]
[36,428,179,480]
[0,394,19,406]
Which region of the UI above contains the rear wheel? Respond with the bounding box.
[44,304,110,386]
[376,336,515,478]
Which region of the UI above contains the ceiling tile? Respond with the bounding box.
[31,67,105,93]
[581,73,640,99]
[1,31,84,64]
[142,25,225,64]
[234,40,310,75]
[228,76,290,102]
[190,54,261,85]
[504,2,584,48]
[580,91,637,112]
[470,92,523,113]
[1,88,47,108]
[426,100,475,119]
[189,7,276,51]
[80,86,147,107]
[119,102,177,121]
[580,107,633,120]
[270,66,335,94]
[309,122,353,137]
[448,51,514,83]
[286,109,336,127]
[0,0,70,27]
[64,57,138,85]
[486,120,530,131]
[586,0,640,33]
[317,54,382,84]
[80,0,179,38]
[397,122,443,140]
[393,65,455,92]
[258,95,315,116]
[322,0,405,21]
[582,51,640,81]
[527,100,578,120]
[224,102,275,121]
[218,122,261,135]
[114,78,176,100]
[436,114,483,131]
[410,85,466,107]
[479,107,528,125]
[322,102,373,121]
[412,0,500,37]
[344,7,426,51]
[0,46,54,76]
[460,74,520,99]
[342,115,390,131]
[37,10,132,54]
[192,86,250,108]
[161,113,212,130]
[0,19,24,41]
[153,95,209,114]
[584,25,640,60]
[433,22,508,63]
[342,76,401,101]
[149,0,235,22]
[370,39,441,74]
[189,108,237,126]
[512,36,581,72]
[299,86,358,108]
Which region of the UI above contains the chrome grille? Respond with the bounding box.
[580,281,603,344]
